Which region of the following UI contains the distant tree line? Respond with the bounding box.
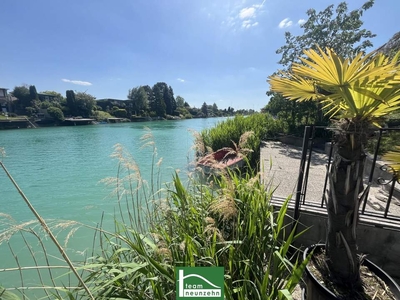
[8,81,255,123]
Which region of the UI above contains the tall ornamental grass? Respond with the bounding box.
[0,133,308,299]
[200,113,287,166]
[73,144,309,299]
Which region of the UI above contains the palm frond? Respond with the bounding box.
[383,146,400,178]
[268,47,400,122]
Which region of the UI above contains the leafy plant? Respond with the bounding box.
[269,47,400,294]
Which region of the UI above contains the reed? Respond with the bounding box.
[199,113,287,166]
[0,130,308,300]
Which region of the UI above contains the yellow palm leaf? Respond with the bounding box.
[268,47,400,122]
[383,146,400,178]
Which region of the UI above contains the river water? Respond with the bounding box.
[0,117,224,295]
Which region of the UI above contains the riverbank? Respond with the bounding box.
[0,115,230,130]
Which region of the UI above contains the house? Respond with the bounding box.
[96,98,130,110]
[0,87,16,113]
[38,93,58,102]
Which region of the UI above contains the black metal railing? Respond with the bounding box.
[294,126,400,221]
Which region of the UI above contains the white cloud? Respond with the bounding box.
[298,19,306,25]
[242,19,258,29]
[239,7,256,19]
[224,2,264,31]
[177,78,185,83]
[278,18,293,29]
[62,79,92,86]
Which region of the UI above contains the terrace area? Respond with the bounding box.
[261,126,400,281]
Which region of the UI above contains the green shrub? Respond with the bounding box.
[366,130,400,156]
[112,108,128,118]
[200,113,287,166]
[93,110,113,121]
[25,106,36,117]
[47,107,65,123]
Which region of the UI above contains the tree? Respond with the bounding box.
[75,92,96,117]
[264,91,320,130]
[12,85,31,111]
[128,86,149,115]
[271,1,376,126]
[47,107,65,123]
[269,47,400,292]
[140,85,155,115]
[40,90,65,103]
[164,86,177,115]
[112,109,127,118]
[176,95,185,108]
[66,90,76,116]
[152,83,167,117]
[150,82,176,116]
[212,103,219,115]
[201,102,208,117]
[276,0,375,67]
[29,85,38,101]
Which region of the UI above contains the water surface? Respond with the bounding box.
[0,118,224,293]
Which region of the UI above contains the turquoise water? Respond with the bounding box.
[0,118,224,295]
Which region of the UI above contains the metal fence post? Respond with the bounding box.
[362,129,383,214]
[293,126,312,224]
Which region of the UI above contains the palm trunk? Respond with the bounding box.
[326,121,367,289]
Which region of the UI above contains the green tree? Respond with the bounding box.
[75,92,96,117]
[112,109,127,118]
[47,107,65,123]
[128,86,149,115]
[164,86,177,115]
[176,95,185,108]
[12,85,31,111]
[212,103,219,115]
[29,85,38,101]
[201,102,208,117]
[66,90,76,116]
[141,85,155,115]
[276,0,375,67]
[152,83,167,117]
[151,82,176,116]
[40,90,65,102]
[263,91,319,131]
[271,0,376,126]
[269,48,400,293]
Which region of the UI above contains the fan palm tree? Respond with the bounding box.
[268,47,400,290]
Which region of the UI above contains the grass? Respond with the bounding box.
[199,113,287,167]
[0,115,28,120]
[0,130,309,299]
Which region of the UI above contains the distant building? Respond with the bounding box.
[38,93,58,102]
[0,87,17,113]
[96,98,130,110]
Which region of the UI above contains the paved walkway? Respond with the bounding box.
[260,141,400,218]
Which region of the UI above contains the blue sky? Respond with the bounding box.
[0,0,398,110]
